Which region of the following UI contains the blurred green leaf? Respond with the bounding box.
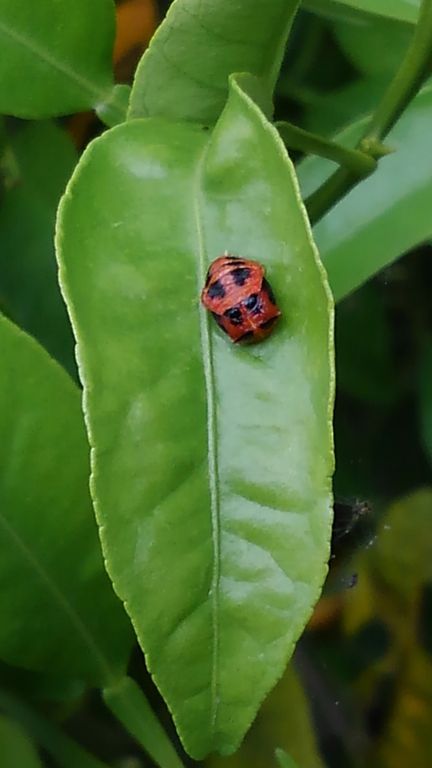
[0,690,110,768]
[128,0,300,122]
[297,86,432,300]
[0,714,42,768]
[0,0,115,117]
[208,665,325,768]
[332,14,411,77]
[57,75,334,758]
[372,489,432,600]
[304,0,419,24]
[0,313,133,684]
[0,121,77,375]
[419,340,432,465]
[302,79,386,137]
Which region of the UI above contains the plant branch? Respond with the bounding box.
[276,121,377,175]
[304,0,432,225]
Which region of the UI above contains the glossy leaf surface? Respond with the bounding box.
[128,0,300,122]
[57,76,334,757]
[0,121,77,375]
[297,86,432,300]
[0,314,132,683]
[0,0,115,117]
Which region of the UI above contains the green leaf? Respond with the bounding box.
[56,75,334,758]
[0,715,42,768]
[0,313,133,684]
[372,489,432,600]
[303,0,420,24]
[0,121,77,375]
[208,664,325,768]
[332,14,411,77]
[0,0,115,118]
[128,0,300,122]
[297,85,432,300]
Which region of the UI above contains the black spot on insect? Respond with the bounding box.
[231,267,251,286]
[211,312,228,332]
[207,279,226,299]
[262,277,276,304]
[236,330,254,343]
[223,306,243,325]
[243,293,261,315]
[259,316,278,330]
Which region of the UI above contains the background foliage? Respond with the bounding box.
[0,0,431,767]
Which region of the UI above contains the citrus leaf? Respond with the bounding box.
[297,86,432,301]
[0,0,115,117]
[128,0,300,122]
[0,313,133,684]
[0,121,77,375]
[56,75,334,758]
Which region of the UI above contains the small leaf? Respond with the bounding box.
[128,0,300,122]
[57,75,334,757]
[0,0,115,117]
[297,86,432,301]
[0,313,133,684]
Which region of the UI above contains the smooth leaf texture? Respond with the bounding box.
[304,0,419,24]
[0,0,115,117]
[297,85,432,300]
[0,121,77,375]
[128,0,300,122]
[57,76,334,757]
[0,313,133,684]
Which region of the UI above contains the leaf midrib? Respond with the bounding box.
[0,510,113,682]
[192,142,221,738]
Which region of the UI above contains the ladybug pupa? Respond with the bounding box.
[201,253,281,343]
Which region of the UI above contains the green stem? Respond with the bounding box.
[0,689,108,768]
[305,0,432,225]
[103,676,185,768]
[276,121,376,175]
[365,0,432,141]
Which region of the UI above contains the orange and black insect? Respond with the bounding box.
[201,253,281,343]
